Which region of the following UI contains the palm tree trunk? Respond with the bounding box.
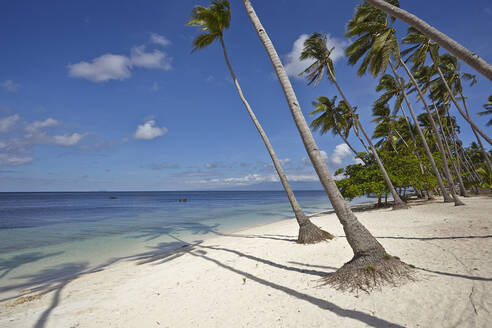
[389,61,453,202]
[365,0,492,81]
[218,36,332,243]
[432,102,469,197]
[242,0,394,268]
[326,68,407,209]
[398,58,465,206]
[460,93,492,173]
[430,59,492,145]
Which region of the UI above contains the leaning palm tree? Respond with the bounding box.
[242,0,412,292]
[310,96,363,160]
[401,27,492,146]
[479,95,492,126]
[186,0,332,243]
[364,0,492,81]
[345,2,458,204]
[300,32,408,210]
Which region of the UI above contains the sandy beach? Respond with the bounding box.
[1,195,491,328]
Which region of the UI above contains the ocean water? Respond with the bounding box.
[0,191,369,299]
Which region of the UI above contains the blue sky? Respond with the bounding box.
[1,0,491,191]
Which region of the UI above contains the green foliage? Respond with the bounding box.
[186,0,231,53]
[478,95,492,126]
[335,149,438,201]
[345,1,400,77]
[299,33,336,85]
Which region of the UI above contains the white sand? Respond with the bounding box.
[1,196,491,328]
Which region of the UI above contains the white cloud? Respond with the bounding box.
[0,114,20,133]
[284,34,347,78]
[327,143,352,167]
[1,80,21,92]
[130,46,172,70]
[25,118,59,133]
[0,154,33,166]
[53,133,86,147]
[150,33,171,47]
[134,120,168,140]
[205,162,216,169]
[354,158,364,165]
[301,144,352,169]
[279,158,291,165]
[68,54,132,82]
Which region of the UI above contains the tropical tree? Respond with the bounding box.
[309,96,364,162]
[479,95,492,126]
[300,32,408,210]
[401,28,492,146]
[187,0,332,243]
[364,0,492,81]
[242,0,412,292]
[345,2,457,204]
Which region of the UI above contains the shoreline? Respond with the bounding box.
[1,195,491,327]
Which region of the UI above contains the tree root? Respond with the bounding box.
[321,254,415,293]
[297,221,334,244]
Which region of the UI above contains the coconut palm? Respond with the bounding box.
[363,0,492,81]
[401,28,492,146]
[479,95,492,126]
[187,0,332,243]
[300,32,408,210]
[242,0,412,292]
[345,2,456,203]
[309,96,365,162]
[432,55,492,174]
[371,103,399,151]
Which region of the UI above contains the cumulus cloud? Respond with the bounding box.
[1,80,21,92]
[205,162,217,169]
[0,114,20,133]
[68,54,132,82]
[134,120,168,140]
[150,33,171,47]
[25,118,59,133]
[284,34,347,78]
[130,46,172,70]
[327,143,352,167]
[301,144,352,169]
[53,133,86,147]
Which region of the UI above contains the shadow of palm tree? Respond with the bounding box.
[0,251,64,279]
[416,266,492,281]
[188,249,405,328]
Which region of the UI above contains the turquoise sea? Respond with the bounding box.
[0,191,370,299]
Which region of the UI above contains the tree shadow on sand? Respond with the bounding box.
[128,237,404,327]
[187,249,405,328]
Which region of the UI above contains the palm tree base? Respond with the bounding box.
[392,202,409,210]
[454,199,466,206]
[443,198,455,203]
[297,221,334,244]
[321,253,415,293]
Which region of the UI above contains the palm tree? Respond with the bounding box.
[433,55,492,174]
[364,0,492,81]
[309,96,365,162]
[186,0,332,243]
[300,32,408,210]
[345,2,455,203]
[401,28,492,146]
[478,95,492,126]
[371,103,399,151]
[242,0,412,291]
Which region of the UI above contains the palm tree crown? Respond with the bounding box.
[299,33,335,85]
[345,0,400,77]
[186,0,230,52]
